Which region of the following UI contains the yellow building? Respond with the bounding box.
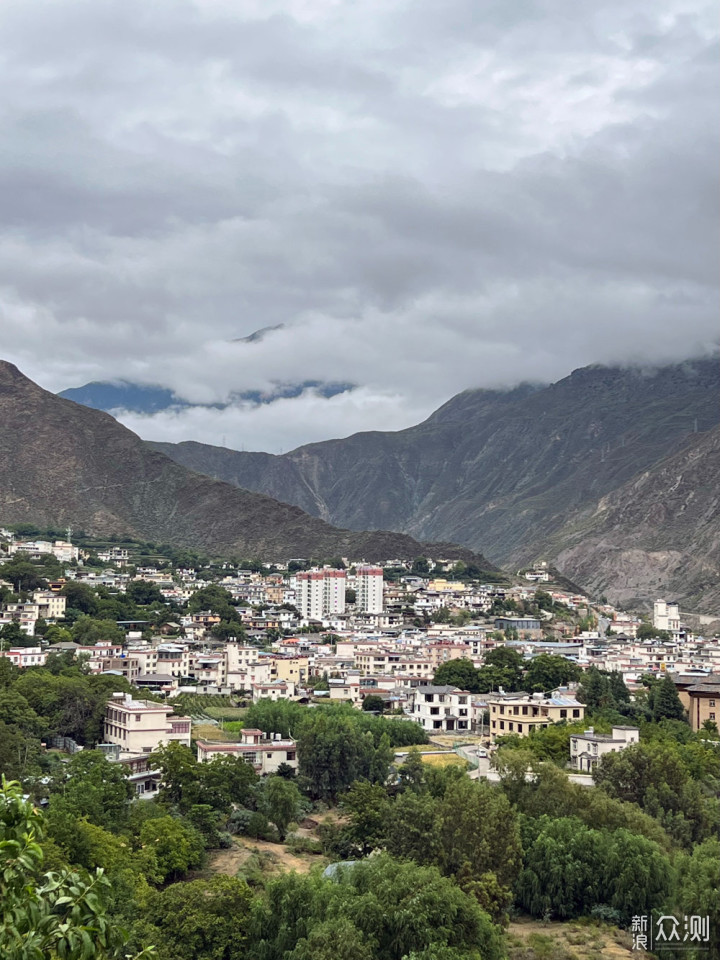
[686,677,720,731]
[272,655,309,685]
[428,579,468,593]
[487,692,584,740]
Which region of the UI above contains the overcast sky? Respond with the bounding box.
[1,0,717,452]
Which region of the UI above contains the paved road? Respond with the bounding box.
[455,745,593,788]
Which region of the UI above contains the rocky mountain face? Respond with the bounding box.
[151,358,720,609]
[550,425,720,611]
[0,361,490,565]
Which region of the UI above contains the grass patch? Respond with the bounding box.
[420,753,468,768]
[192,723,240,742]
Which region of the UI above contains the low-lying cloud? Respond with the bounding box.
[0,0,716,452]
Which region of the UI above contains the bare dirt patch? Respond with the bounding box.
[507,918,634,960]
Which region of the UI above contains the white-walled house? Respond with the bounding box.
[408,685,472,732]
[196,728,298,775]
[103,693,191,755]
[570,725,639,771]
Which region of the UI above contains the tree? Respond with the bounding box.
[125,580,165,605]
[44,625,74,645]
[411,557,430,576]
[49,751,133,830]
[138,816,205,883]
[674,839,720,960]
[250,854,504,960]
[636,623,672,641]
[482,647,524,691]
[593,740,718,845]
[1,556,49,592]
[516,816,669,922]
[362,694,385,713]
[0,777,150,960]
[385,790,439,865]
[343,780,390,855]
[72,618,126,646]
[134,876,253,960]
[345,588,357,604]
[523,654,581,693]
[61,581,101,617]
[434,778,521,922]
[209,619,247,641]
[433,659,481,693]
[652,674,686,722]
[263,776,302,841]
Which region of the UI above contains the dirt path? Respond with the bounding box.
[208,836,318,876]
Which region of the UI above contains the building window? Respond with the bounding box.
[572,709,580,718]
[711,713,716,720]
[135,714,141,722]
[560,709,567,719]
[517,724,523,732]
[710,700,716,707]
[509,722,514,731]
[499,721,505,730]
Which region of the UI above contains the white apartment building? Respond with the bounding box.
[8,539,79,562]
[297,571,325,619]
[356,566,384,614]
[570,725,639,771]
[297,569,346,619]
[409,684,472,733]
[103,693,191,755]
[654,600,681,636]
[324,570,346,615]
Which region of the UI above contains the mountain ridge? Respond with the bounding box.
[0,361,493,567]
[150,357,720,609]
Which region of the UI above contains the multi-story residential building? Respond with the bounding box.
[252,680,295,702]
[103,693,191,755]
[1,602,40,635]
[0,646,47,668]
[409,684,472,733]
[32,590,67,620]
[272,655,308,686]
[570,725,639,771]
[654,600,681,636]
[196,728,298,775]
[672,673,720,731]
[487,692,585,740]
[356,566,384,614]
[8,539,79,562]
[297,571,325,620]
[226,643,272,691]
[297,569,346,619]
[323,569,346,615]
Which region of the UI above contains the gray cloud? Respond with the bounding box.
[0,0,716,451]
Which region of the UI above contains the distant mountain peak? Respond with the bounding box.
[232,324,285,344]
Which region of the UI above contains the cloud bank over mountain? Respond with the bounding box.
[0,0,716,451]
